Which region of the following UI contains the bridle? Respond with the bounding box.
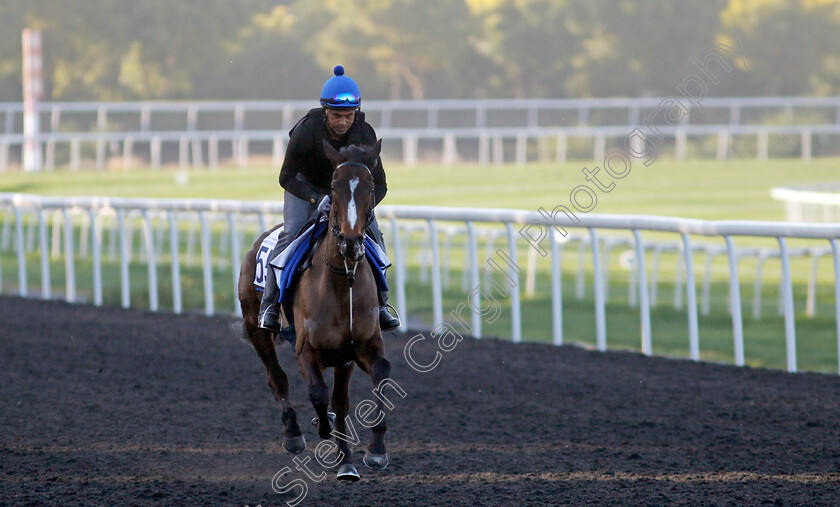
[323,159,376,340]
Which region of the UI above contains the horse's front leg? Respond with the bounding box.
[298,342,333,441]
[356,334,391,470]
[331,362,360,481]
[243,318,305,454]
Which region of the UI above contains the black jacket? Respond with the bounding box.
[278,108,387,205]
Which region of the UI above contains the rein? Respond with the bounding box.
[323,253,360,343]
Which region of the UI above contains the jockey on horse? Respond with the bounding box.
[258,65,401,334]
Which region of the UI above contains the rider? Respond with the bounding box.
[258,65,401,333]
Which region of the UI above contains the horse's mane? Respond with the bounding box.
[337,144,376,161]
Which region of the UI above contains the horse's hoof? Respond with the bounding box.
[282,435,306,454]
[310,412,337,429]
[336,464,360,482]
[363,451,389,470]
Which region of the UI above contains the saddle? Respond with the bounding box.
[253,212,390,307]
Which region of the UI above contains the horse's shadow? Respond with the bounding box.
[237,140,390,481]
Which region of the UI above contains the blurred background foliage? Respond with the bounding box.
[1,0,839,101]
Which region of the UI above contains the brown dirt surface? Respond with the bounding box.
[2,295,840,506]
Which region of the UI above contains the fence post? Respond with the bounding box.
[716,130,728,160]
[44,138,55,171]
[0,141,8,172]
[96,136,106,170]
[478,133,490,166]
[208,136,219,170]
[179,136,189,169]
[123,136,134,170]
[141,209,158,311]
[801,129,812,161]
[168,210,182,314]
[14,207,27,296]
[427,219,442,327]
[555,132,567,164]
[681,233,700,361]
[61,208,76,303]
[140,106,150,132]
[442,133,457,166]
[118,209,130,309]
[634,230,652,355]
[492,135,504,165]
[675,129,686,161]
[466,221,481,339]
[90,209,102,306]
[199,211,214,316]
[724,236,745,366]
[778,237,797,372]
[191,137,203,168]
[403,134,418,166]
[515,133,527,165]
[238,136,249,169]
[757,130,768,161]
[151,136,161,170]
[506,223,521,343]
[38,208,50,299]
[550,229,563,346]
[589,229,607,351]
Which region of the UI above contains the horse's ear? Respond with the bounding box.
[367,139,382,165]
[322,139,342,166]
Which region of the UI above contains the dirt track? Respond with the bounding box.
[2,295,840,506]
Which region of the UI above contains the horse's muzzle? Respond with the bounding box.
[338,234,366,262]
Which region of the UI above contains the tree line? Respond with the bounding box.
[1,0,838,102]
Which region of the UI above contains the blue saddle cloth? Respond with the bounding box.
[273,219,390,305]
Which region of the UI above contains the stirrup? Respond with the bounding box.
[258,309,281,333]
[379,303,401,331]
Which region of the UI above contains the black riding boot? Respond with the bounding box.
[258,232,292,332]
[258,264,282,333]
[378,291,401,331]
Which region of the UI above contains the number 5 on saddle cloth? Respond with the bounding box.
[253,214,390,306]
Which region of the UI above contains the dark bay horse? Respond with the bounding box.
[238,140,391,481]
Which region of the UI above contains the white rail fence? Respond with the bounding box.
[4,97,840,133]
[2,96,840,170]
[772,185,840,223]
[2,193,840,374]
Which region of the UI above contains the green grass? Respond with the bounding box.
[2,157,837,221]
[2,156,839,373]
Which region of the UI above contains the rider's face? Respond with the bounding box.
[325,109,356,137]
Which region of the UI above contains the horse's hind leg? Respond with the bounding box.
[245,323,305,454]
[330,362,360,481]
[356,338,391,470]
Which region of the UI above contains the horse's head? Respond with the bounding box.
[323,139,381,262]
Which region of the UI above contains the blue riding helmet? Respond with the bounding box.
[320,65,361,110]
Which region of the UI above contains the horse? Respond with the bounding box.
[238,139,391,481]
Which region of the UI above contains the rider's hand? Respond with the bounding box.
[317,194,331,213]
